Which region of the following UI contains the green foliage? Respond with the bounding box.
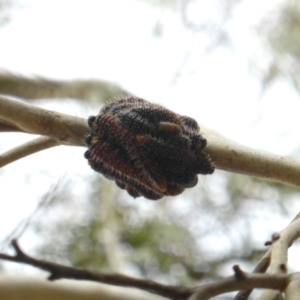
[32,170,300,286]
[34,177,203,283]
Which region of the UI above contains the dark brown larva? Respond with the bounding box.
[84,97,214,200]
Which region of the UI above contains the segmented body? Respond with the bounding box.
[84,97,214,200]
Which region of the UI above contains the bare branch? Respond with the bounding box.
[0,275,165,300]
[0,240,193,300]
[188,265,289,300]
[234,213,300,300]
[0,136,60,168]
[0,119,23,132]
[233,252,271,300]
[0,72,128,102]
[0,95,89,146]
[1,95,300,191]
[1,240,297,300]
[285,274,300,300]
[205,134,300,189]
[257,217,300,300]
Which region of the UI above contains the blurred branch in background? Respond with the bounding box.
[0,275,165,300]
[0,136,59,168]
[3,221,300,300]
[0,72,129,103]
[32,169,300,287]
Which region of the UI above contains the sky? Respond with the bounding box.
[1,0,298,152]
[1,0,300,274]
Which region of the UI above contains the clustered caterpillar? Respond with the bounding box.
[84,97,214,200]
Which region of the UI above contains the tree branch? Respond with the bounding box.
[0,95,89,146]
[1,95,300,191]
[0,275,164,300]
[0,118,24,132]
[0,136,61,167]
[1,240,298,300]
[188,265,289,300]
[256,217,300,300]
[0,72,128,102]
[233,252,271,300]
[0,240,193,300]
[205,134,300,189]
[234,213,300,300]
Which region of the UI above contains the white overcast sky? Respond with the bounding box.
[1,0,299,151]
[1,0,300,271]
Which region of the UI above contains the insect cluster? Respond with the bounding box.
[84,97,214,200]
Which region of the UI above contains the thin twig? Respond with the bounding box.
[0,241,295,300]
[0,240,193,300]
[233,253,271,300]
[0,136,61,168]
[0,72,127,101]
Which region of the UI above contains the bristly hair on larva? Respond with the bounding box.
[84,96,215,200]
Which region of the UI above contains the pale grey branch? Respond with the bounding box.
[0,95,89,146]
[0,136,60,168]
[1,95,300,191]
[257,217,300,300]
[234,213,300,300]
[188,271,289,300]
[205,134,300,189]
